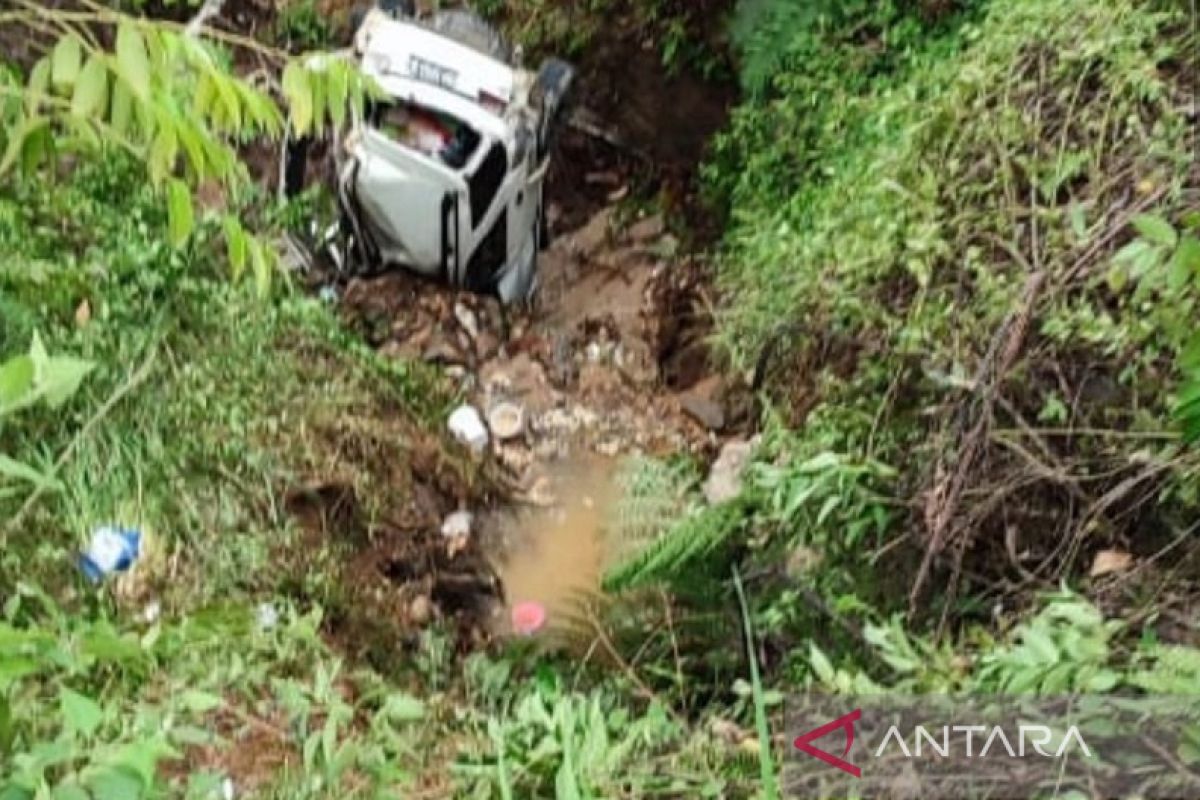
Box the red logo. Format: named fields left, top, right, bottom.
left=793, top=708, right=862, bottom=777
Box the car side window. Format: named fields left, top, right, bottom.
left=469, top=141, right=507, bottom=228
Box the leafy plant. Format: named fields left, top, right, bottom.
left=0, top=333, right=93, bottom=495
left=1, top=4, right=378, bottom=294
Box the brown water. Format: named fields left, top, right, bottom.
left=494, top=459, right=618, bottom=637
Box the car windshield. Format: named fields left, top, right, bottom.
left=370, top=99, right=481, bottom=170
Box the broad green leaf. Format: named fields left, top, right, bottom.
left=555, top=760, right=582, bottom=800
left=176, top=119, right=206, bottom=179
left=0, top=354, right=34, bottom=411
left=1132, top=213, right=1177, bottom=249
left=1068, top=203, right=1087, bottom=240
left=60, top=688, right=103, bottom=737
left=84, top=766, right=144, bottom=800
left=309, top=68, right=326, bottom=135
left=249, top=236, right=273, bottom=297
left=51, top=785, right=90, bottom=800
left=179, top=690, right=223, bottom=714
left=147, top=123, right=177, bottom=183
left=1180, top=333, right=1200, bottom=370
left=1170, top=236, right=1200, bottom=289
left=328, top=62, right=348, bottom=128
left=166, top=179, right=194, bottom=248
left=193, top=74, right=216, bottom=117
left=222, top=215, right=247, bottom=279
left=212, top=73, right=242, bottom=131
left=37, top=355, right=94, bottom=408
left=282, top=62, right=313, bottom=135
left=51, top=35, right=82, bottom=88
left=1022, top=627, right=1060, bottom=663
left=380, top=692, right=425, bottom=722
left=0, top=116, right=49, bottom=177
left=808, top=642, right=835, bottom=683
left=115, top=23, right=151, bottom=100
left=109, top=79, right=133, bottom=135
left=26, top=57, right=50, bottom=113
left=0, top=455, right=60, bottom=491
left=0, top=656, right=39, bottom=691
left=71, top=54, right=108, bottom=119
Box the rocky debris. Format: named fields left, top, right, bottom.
left=627, top=213, right=665, bottom=244
left=703, top=437, right=756, bottom=505
left=679, top=375, right=726, bottom=431
left=1090, top=549, right=1133, bottom=577
left=454, top=302, right=480, bottom=341
left=408, top=594, right=433, bottom=625
left=447, top=405, right=489, bottom=454
left=441, top=510, right=473, bottom=539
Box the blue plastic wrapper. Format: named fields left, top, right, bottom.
left=78, top=526, right=141, bottom=583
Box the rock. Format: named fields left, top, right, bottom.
left=679, top=375, right=726, bottom=431
left=627, top=213, right=665, bottom=244
left=408, top=594, right=433, bottom=625
left=680, top=394, right=725, bottom=431
left=488, top=402, right=525, bottom=440
left=526, top=475, right=557, bottom=507
left=703, top=438, right=756, bottom=505
left=1090, top=549, right=1133, bottom=577
left=422, top=333, right=465, bottom=365
left=454, top=302, right=480, bottom=340
left=441, top=510, right=473, bottom=539
left=447, top=405, right=489, bottom=454
left=475, top=330, right=501, bottom=360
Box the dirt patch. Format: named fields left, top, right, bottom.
left=331, top=195, right=747, bottom=644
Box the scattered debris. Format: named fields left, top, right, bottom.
left=710, top=718, right=750, bottom=745
left=79, top=526, right=141, bottom=582
left=487, top=402, right=525, bottom=441
left=679, top=376, right=728, bottom=431
left=447, top=405, right=489, bottom=454
left=525, top=474, right=558, bottom=507
left=511, top=600, right=547, bottom=635
left=1090, top=549, right=1134, bottom=578
left=140, top=600, right=161, bottom=624
left=256, top=602, right=279, bottom=631
left=441, top=510, right=473, bottom=539
left=408, top=594, right=433, bottom=625
left=454, top=302, right=480, bottom=341
left=703, top=438, right=756, bottom=505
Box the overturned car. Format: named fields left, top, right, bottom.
left=287, top=5, right=574, bottom=303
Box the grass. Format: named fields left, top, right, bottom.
left=0, top=151, right=473, bottom=797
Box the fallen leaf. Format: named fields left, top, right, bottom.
left=74, top=299, right=91, bottom=327
left=1090, top=549, right=1133, bottom=577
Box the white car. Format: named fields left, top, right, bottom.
left=290, top=5, right=573, bottom=303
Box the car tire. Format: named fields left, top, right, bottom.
left=427, top=9, right=512, bottom=63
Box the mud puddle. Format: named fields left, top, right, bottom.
left=486, top=457, right=618, bottom=637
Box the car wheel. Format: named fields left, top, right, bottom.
left=427, top=9, right=512, bottom=63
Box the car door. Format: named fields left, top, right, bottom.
left=353, top=127, right=468, bottom=277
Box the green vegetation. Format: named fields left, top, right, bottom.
left=3, top=0, right=1200, bottom=796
